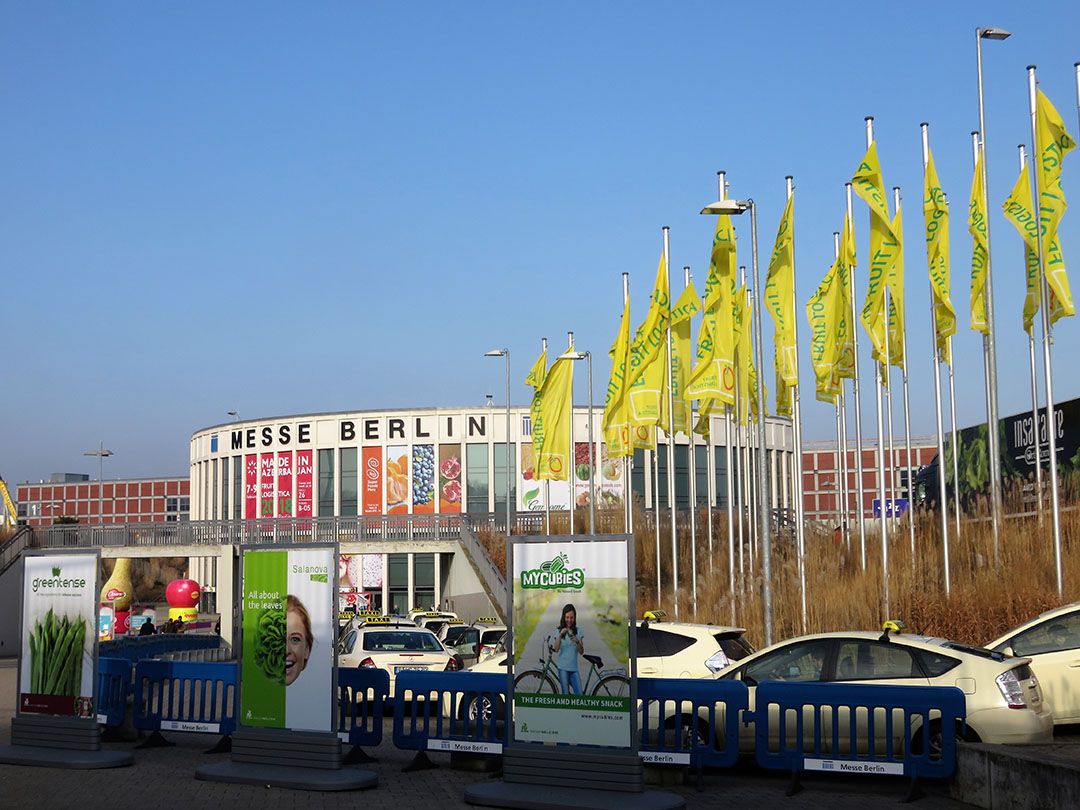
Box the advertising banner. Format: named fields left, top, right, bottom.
left=520, top=443, right=572, bottom=511
left=512, top=537, right=631, bottom=748
left=259, top=453, right=275, bottom=518
left=276, top=451, right=294, bottom=517
left=19, top=553, right=97, bottom=718
left=241, top=546, right=335, bottom=732
left=339, top=553, right=383, bottom=590
left=362, top=447, right=382, bottom=515
left=412, top=444, right=435, bottom=514
left=245, top=454, right=258, bottom=519
left=438, top=443, right=462, bottom=513
left=386, top=445, right=409, bottom=515
left=597, top=443, right=625, bottom=506
left=296, top=450, right=313, bottom=517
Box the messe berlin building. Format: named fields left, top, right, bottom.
left=189, top=406, right=797, bottom=523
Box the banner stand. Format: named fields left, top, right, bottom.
left=464, top=534, right=683, bottom=810
left=194, top=542, right=376, bottom=792
left=0, top=550, right=133, bottom=770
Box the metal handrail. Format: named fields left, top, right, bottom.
left=0, top=525, right=34, bottom=575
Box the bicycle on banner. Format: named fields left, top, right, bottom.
left=513, top=632, right=629, bottom=697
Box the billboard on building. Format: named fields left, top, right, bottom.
left=413, top=445, right=435, bottom=514
left=240, top=546, right=335, bottom=732
left=19, top=553, right=97, bottom=719
left=276, top=451, right=293, bottom=517
left=386, top=445, right=409, bottom=515
left=438, top=444, right=462, bottom=513
left=362, top=447, right=382, bottom=515
left=296, top=450, right=313, bottom=517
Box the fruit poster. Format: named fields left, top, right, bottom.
left=339, top=554, right=383, bottom=590
left=241, top=547, right=334, bottom=732
left=438, top=444, right=462, bottom=513
left=20, top=553, right=97, bottom=718
left=572, top=442, right=595, bottom=510
left=597, top=443, right=625, bottom=506
left=386, top=445, right=410, bottom=514
left=412, top=445, right=435, bottom=513
left=296, top=450, right=313, bottom=517
left=511, top=537, right=631, bottom=748
left=362, top=447, right=382, bottom=515
left=520, top=442, right=572, bottom=511
left=276, top=451, right=293, bottom=517
left=245, top=454, right=258, bottom=519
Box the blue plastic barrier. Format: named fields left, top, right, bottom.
left=100, top=634, right=221, bottom=665
left=337, top=668, right=390, bottom=749
left=133, top=660, right=239, bottom=737
left=638, top=677, right=748, bottom=770
left=96, top=656, right=132, bottom=727
left=749, top=681, right=966, bottom=784
left=393, top=671, right=507, bottom=757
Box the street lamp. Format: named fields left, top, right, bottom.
left=227, top=411, right=240, bottom=422
left=560, top=350, right=594, bottom=534
left=699, top=196, right=774, bottom=645
left=84, top=442, right=114, bottom=526
left=975, top=25, right=1010, bottom=561
left=484, top=349, right=512, bottom=536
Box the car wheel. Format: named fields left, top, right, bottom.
left=912, top=720, right=978, bottom=760
left=664, top=714, right=712, bottom=751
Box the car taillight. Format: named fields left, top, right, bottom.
left=445, top=658, right=460, bottom=671
left=705, top=651, right=731, bottom=674
left=358, top=657, right=377, bottom=669
left=996, top=669, right=1027, bottom=709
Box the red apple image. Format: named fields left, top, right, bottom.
left=166, top=578, right=201, bottom=610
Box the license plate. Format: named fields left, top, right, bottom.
left=395, top=665, right=428, bottom=673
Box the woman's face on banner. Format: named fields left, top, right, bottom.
left=564, top=608, right=576, bottom=628
left=285, top=608, right=311, bottom=685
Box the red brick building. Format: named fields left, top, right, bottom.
left=802, top=439, right=939, bottom=523
left=16, top=474, right=190, bottom=527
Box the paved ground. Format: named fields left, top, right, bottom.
left=0, top=657, right=975, bottom=809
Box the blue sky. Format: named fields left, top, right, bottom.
left=3, top=2, right=1079, bottom=484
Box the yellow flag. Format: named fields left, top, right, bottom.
left=765, top=196, right=798, bottom=396
left=1002, top=162, right=1073, bottom=328
left=670, top=281, right=702, bottom=435
left=624, top=254, right=671, bottom=427
left=852, top=143, right=901, bottom=361
left=527, top=348, right=548, bottom=468
left=834, top=213, right=856, bottom=380
left=885, top=207, right=905, bottom=368
left=686, top=213, right=737, bottom=407
left=806, top=250, right=844, bottom=404
left=969, top=151, right=989, bottom=334
left=1033, top=90, right=1076, bottom=321
left=602, top=300, right=632, bottom=457
left=533, top=352, right=573, bottom=481
left=923, top=149, right=955, bottom=365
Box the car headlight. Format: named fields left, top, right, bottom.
left=996, top=669, right=1027, bottom=709
left=705, top=651, right=730, bottom=674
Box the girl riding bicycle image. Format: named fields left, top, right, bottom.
left=552, top=603, right=585, bottom=694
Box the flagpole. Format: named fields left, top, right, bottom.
left=1018, top=144, right=1044, bottom=519
left=684, top=265, right=698, bottom=617
left=866, top=116, right=890, bottom=617
left=737, top=266, right=748, bottom=590
left=921, top=122, right=952, bottom=596
left=972, top=128, right=996, bottom=532
left=653, top=440, right=662, bottom=603
left=568, top=330, right=576, bottom=536
left=976, top=28, right=1006, bottom=566
left=845, top=183, right=868, bottom=569
left=786, top=175, right=808, bottom=633
left=892, top=184, right=916, bottom=560
left=948, top=343, right=962, bottom=537
left=833, top=230, right=850, bottom=543
left=662, top=227, right=680, bottom=619
left=1027, top=65, right=1064, bottom=598
left=622, top=273, right=633, bottom=534
left=542, top=337, right=551, bottom=534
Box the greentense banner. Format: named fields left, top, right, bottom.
left=241, top=546, right=335, bottom=731
left=20, top=553, right=97, bottom=718
left=512, top=537, right=630, bottom=748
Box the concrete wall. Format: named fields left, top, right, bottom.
left=0, top=558, right=22, bottom=657
left=952, top=741, right=1080, bottom=809
left=439, top=549, right=500, bottom=622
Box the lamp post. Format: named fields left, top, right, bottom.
left=561, top=350, right=595, bottom=534
left=227, top=411, right=240, bottom=422
left=975, top=25, right=1011, bottom=563
left=485, top=349, right=512, bottom=536
left=84, top=442, right=114, bottom=526
left=700, top=196, right=773, bottom=645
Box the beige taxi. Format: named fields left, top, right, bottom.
left=338, top=616, right=459, bottom=697
left=988, top=602, right=1080, bottom=725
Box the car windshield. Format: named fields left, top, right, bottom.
left=363, top=631, right=444, bottom=653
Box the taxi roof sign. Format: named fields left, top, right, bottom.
left=362, top=617, right=393, bottom=625
left=475, top=617, right=500, bottom=624
left=643, top=609, right=667, bottom=622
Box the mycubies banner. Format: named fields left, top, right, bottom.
left=512, top=538, right=630, bottom=748
left=241, top=547, right=334, bottom=732
left=20, top=554, right=97, bottom=718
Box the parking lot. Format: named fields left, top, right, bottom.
left=0, top=658, right=973, bottom=809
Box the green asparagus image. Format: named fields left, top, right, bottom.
left=28, top=608, right=86, bottom=696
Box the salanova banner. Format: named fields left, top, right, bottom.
left=241, top=547, right=335, bottom=732
left=512, top=537, right=630, bottom=748
left=20, top=553, right=97, bottom=718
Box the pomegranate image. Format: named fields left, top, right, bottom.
left=442, top=480, right=462, bottom=503
left=440, top=457, right=461, bottom=480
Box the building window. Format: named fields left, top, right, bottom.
left=221, top=457, right=229, bottom=521
left=714, top=445, right=729, bottom=509
left=695, top=445, right=708, bottom=506
left=318, top=449, right=334, bottom=516
left=233, top=456, right=242, bottom=519
left=656, top=445, right=669, bottom=509
left=631, top=449, right=646, bottom=507
left=340, top=448, right=358, bottom=517
left=388, top=553, right=409, bottom=615
left=466, top=443, right=489, bottom=515
left=493, top=443, right=517, bottom=515
left=413, top=553, right=435, bottom=611
left=212, top=460, right=219, bottom=519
